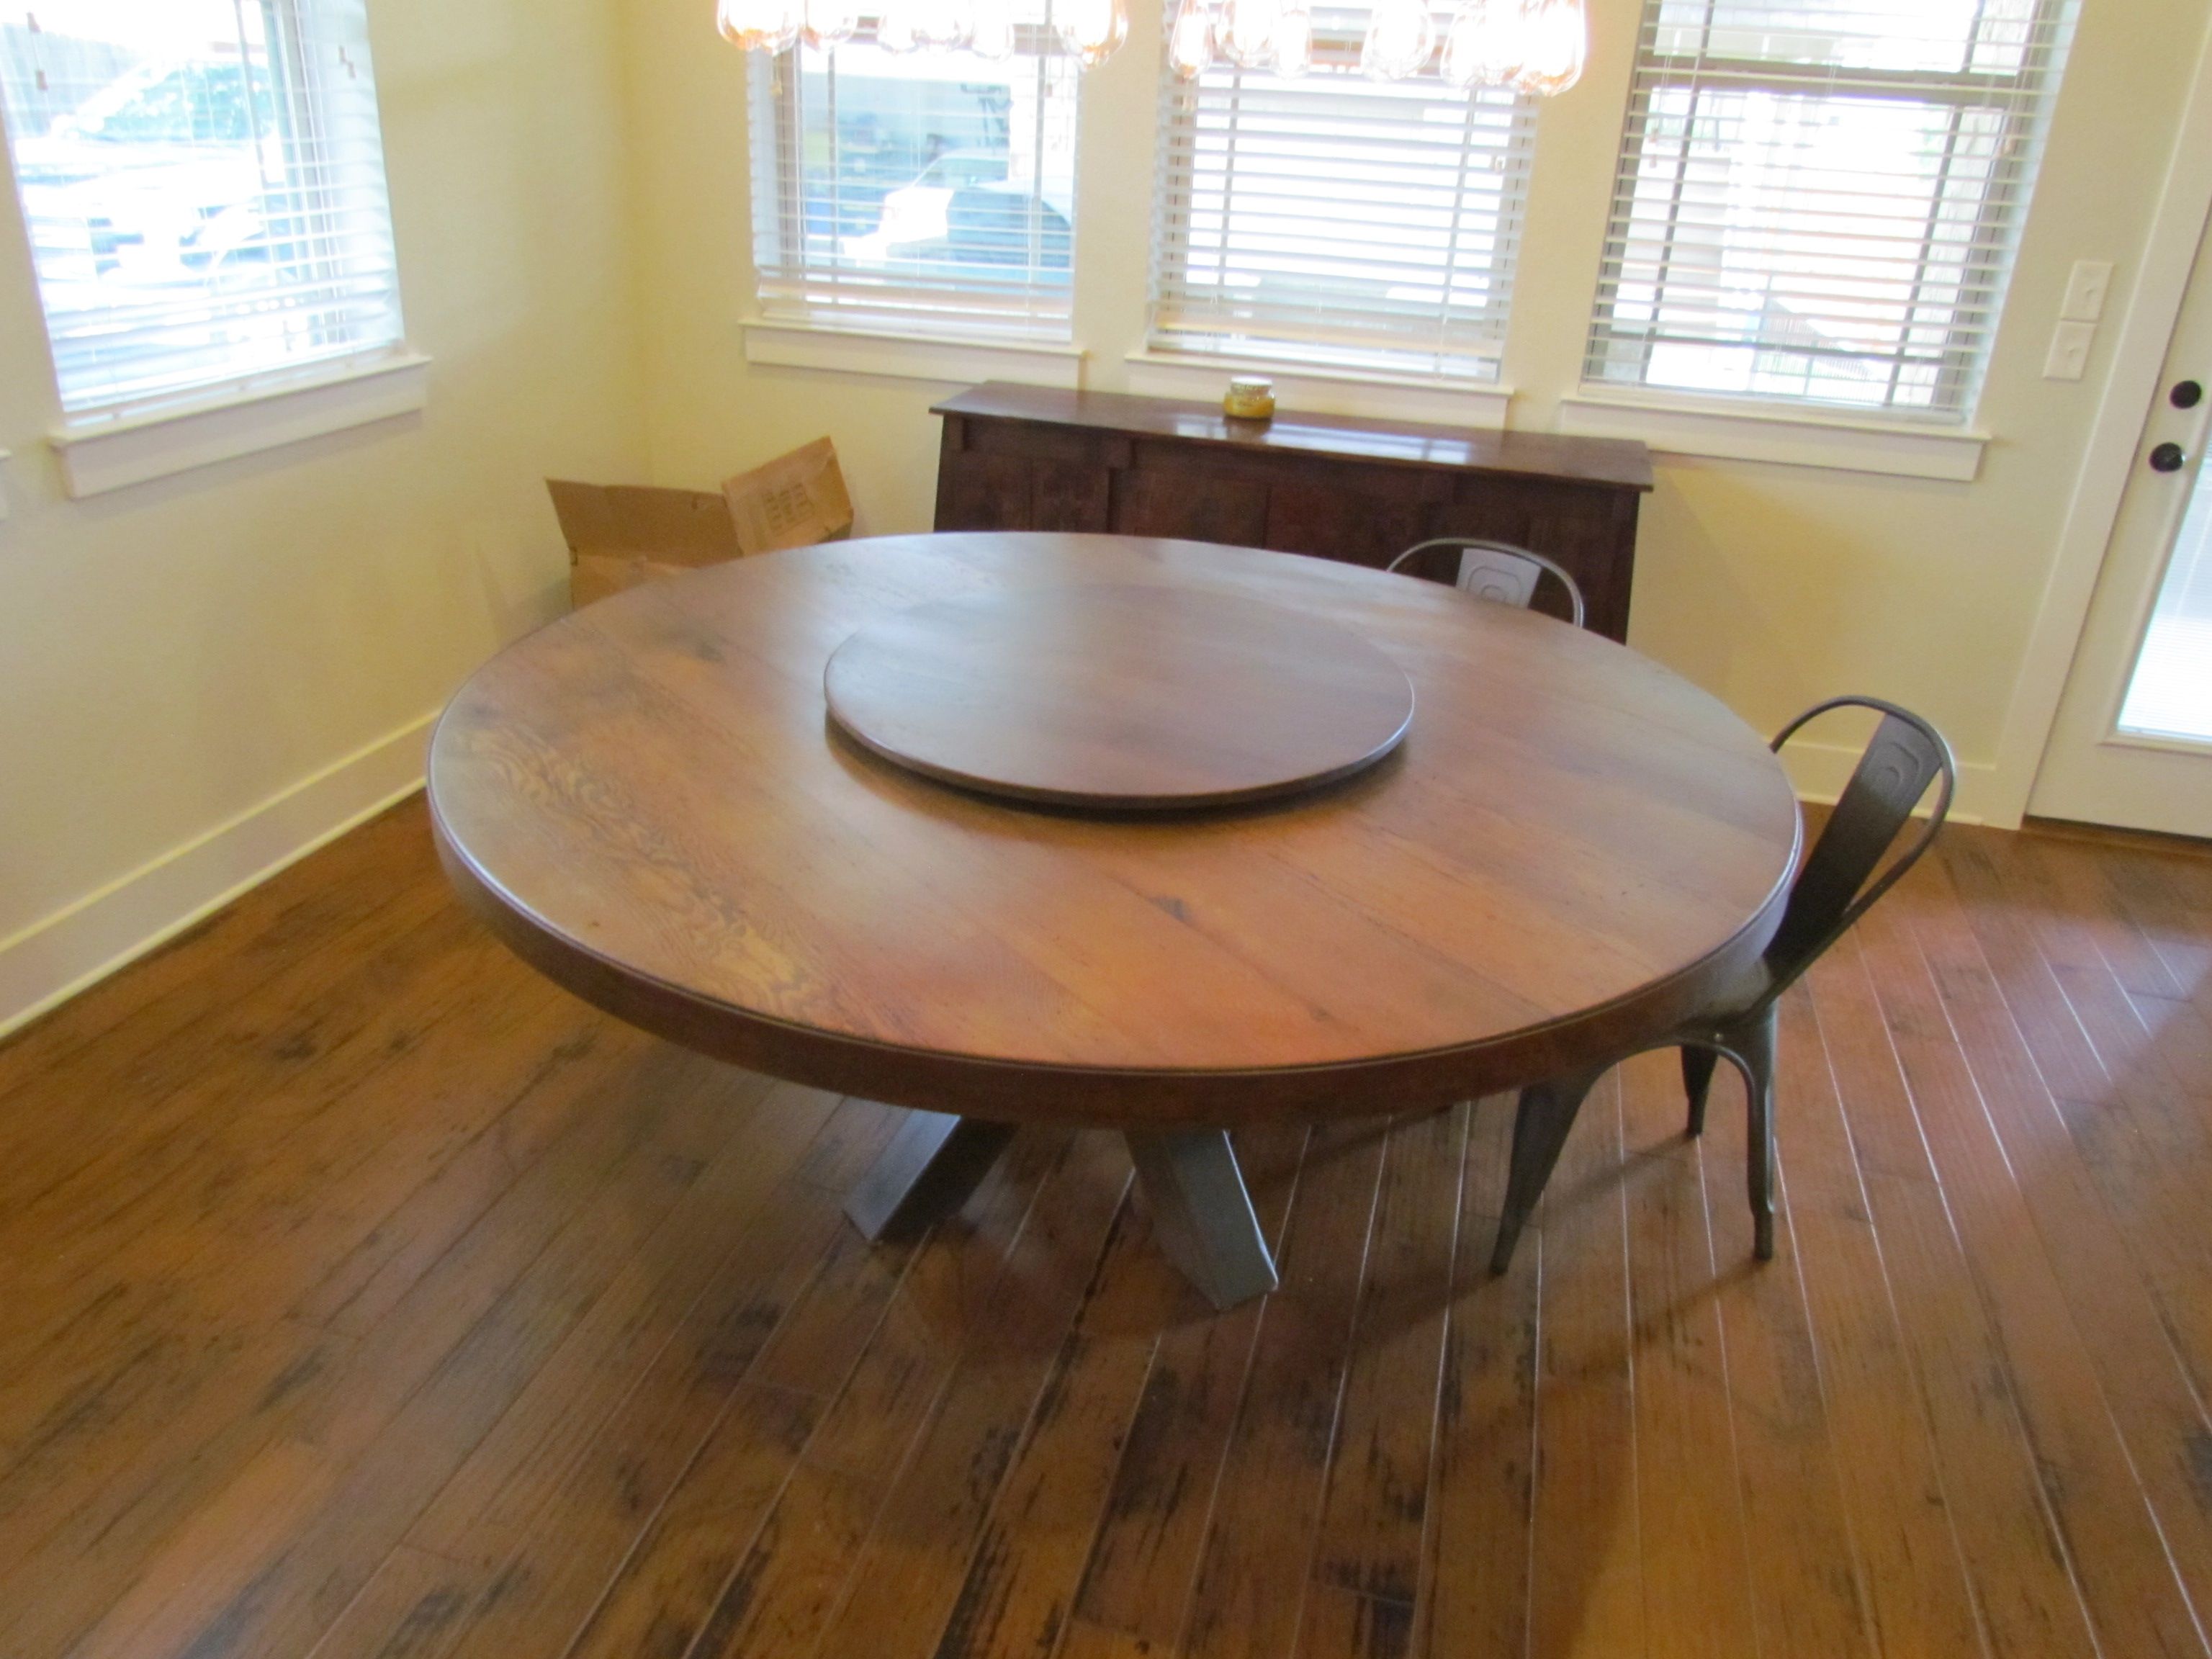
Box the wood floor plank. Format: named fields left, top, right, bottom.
left=1693, top=1039, right=1878, bottom=1659
left=334, top=1101, right=863, bottom=1659
left=1809, top=936, right=2105, bottom=1659
left=1616, top=1049, right=1761, bottom=1659
left=1298, top=1107, right=1464, bottom=1652
left=1178, top=1118, right=1389, bottom=1659
left=1856, top=890, right=2209, bottom=1659
left=1899, top=860, right=2212, bottom=1641
left=814, top=1132, right=1133, bottom=1659
left=0, top=802, right=434, bottom=1131
left=0, top=787, right=2207, bottom=1659
left=1051, top=1125, right=1308, bottom=1659
left=1413, top=1098, right=1537, bottom=1659
left=1763, top=980, right=1983, bottom=1659
left=565, top=1140, right=930, bottom=1659
left=63, top=1051, right=765, bottom=1659
left=921, top=1161, right=1192, bottom=1659
left=400, top=1080, right=834, bottom=1567
left=1527, top=1071, right=1644, bottom=1659
left=685, top=1129, right=1072, bottom=1659
left=302, top=1545, right=488, bottom=1659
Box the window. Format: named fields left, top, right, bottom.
left=1148, top=18, right=1534, bottom=382
left=1586, top=0, right=2077, bottom=421
left=748, top=15, right=1080, bottom=340
left=0, top=0, right=405, bottom=421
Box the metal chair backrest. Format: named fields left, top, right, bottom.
left=1758, top=697, right=1956, bottom=1007
left=1386, top=538, right=1588, bottom=629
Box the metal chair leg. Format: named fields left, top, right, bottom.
left=1681, top=1047, right=1720, bottom=1136
left=1720, top=1004, right=1781, bottom=1262
left=1491, top=1066, right=1609, bottom=1275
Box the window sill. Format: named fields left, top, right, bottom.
left=48, top=353, right=431, bottom=499
left=1555, top=392, right=1989, bottom=482
left=742, top=322, right=1084, bottom=389
left=1124, top=351, right=1513, bottom=431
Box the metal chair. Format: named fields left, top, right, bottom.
left=1488, top=697, right=1957, bottom=1274
left=1387, top=537, right=1588, bottom=629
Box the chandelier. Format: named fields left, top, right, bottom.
left=716, top=0, right=1587, bottom=92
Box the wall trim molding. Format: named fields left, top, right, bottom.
left=48, top=353, right=431, bottom=498
left=742, top=322, right=1085, bottom=388
left=1988, top=10, right=2212, bottom=828
left=1556, top=392, right=1989, bottom=482
left=0, top=711, right=436, bottom=1042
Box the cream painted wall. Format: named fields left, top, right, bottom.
left=0, top=0, right=647, bottom=1017
left=621, top=0, right=2212, bottom=824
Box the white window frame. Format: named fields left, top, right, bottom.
left=746, top=23, right=1084, bottom=347
left=1583, top=0, right=2080, bottom=431
left=0, top=0, right=417, bottom=493
left=1146, top=24, right=1537, bottom=387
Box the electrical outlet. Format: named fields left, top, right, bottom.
left=2061, top=260, right=2116, bottom=323
left=2045, top=320, right=2096, bottom=381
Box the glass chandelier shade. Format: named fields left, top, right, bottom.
left=1057, top=0, right=1130, bottom=65
left=1359, top=0, right=1436, bottom=80
left=716, top=0, right=1585, bottom=95
left=718, top=0, right=800, bottom=53
left=1442, top=0, right=1585, bottom=93
left=800, top=0, right=860, bottom=49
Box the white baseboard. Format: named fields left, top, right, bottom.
left=0, top=712, right=437, bottom=1042
left=1781, top=737, right=1995, bottom=826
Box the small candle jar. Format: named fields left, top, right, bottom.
left=1224, top=376, right=1277, bottom=422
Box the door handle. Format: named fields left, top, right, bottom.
left=2150, top=442, right=2189, bottom=473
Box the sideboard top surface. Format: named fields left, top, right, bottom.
left=932, top=382, right=1655, bottom=493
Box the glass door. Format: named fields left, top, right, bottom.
left=2031, top=211, right=2212, bottom=838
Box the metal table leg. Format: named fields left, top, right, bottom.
left=1125, top=1129, right=1280, bottom=1310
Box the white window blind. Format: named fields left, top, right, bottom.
left=749, top=19, right=1080, bottom=340
left=1586, top=0, right=2078, bottom=420
left=1149, top=22, right=1534, bottom=383
left=0, top=0, right=405, bottom=421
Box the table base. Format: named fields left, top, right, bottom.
left=842, top=1110, right=1280, bottom=1311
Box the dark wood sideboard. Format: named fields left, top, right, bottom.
left=930, top=382, right=1655, bottom=642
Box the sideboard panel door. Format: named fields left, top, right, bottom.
left=1112, top=467, right=1272, bottom=549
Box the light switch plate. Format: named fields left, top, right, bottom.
left=2045, top=320, right=2097, bottom=382
left=2061, top=260, right=2116, bottom=323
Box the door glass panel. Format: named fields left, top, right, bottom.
left=2118, top=457, right=2212, bottom=745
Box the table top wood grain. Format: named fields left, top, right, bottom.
left=428, top=532, right=1801, bottom=1125
left=822, top=583, right=1417, bottom=811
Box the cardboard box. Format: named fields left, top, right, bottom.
left=548, top=438, right=853, bottom=610
left=547, top=480, right=745, bottom=609
left=723, top=437, right=854, bottom=556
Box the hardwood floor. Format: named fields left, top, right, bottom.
left=2, top=796, right=2211, bottom=1658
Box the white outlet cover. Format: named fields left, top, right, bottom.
left=2061, top=260, right=2116, bottom=323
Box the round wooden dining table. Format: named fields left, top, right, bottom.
left=429, top=531, right=1802, bottom=1308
